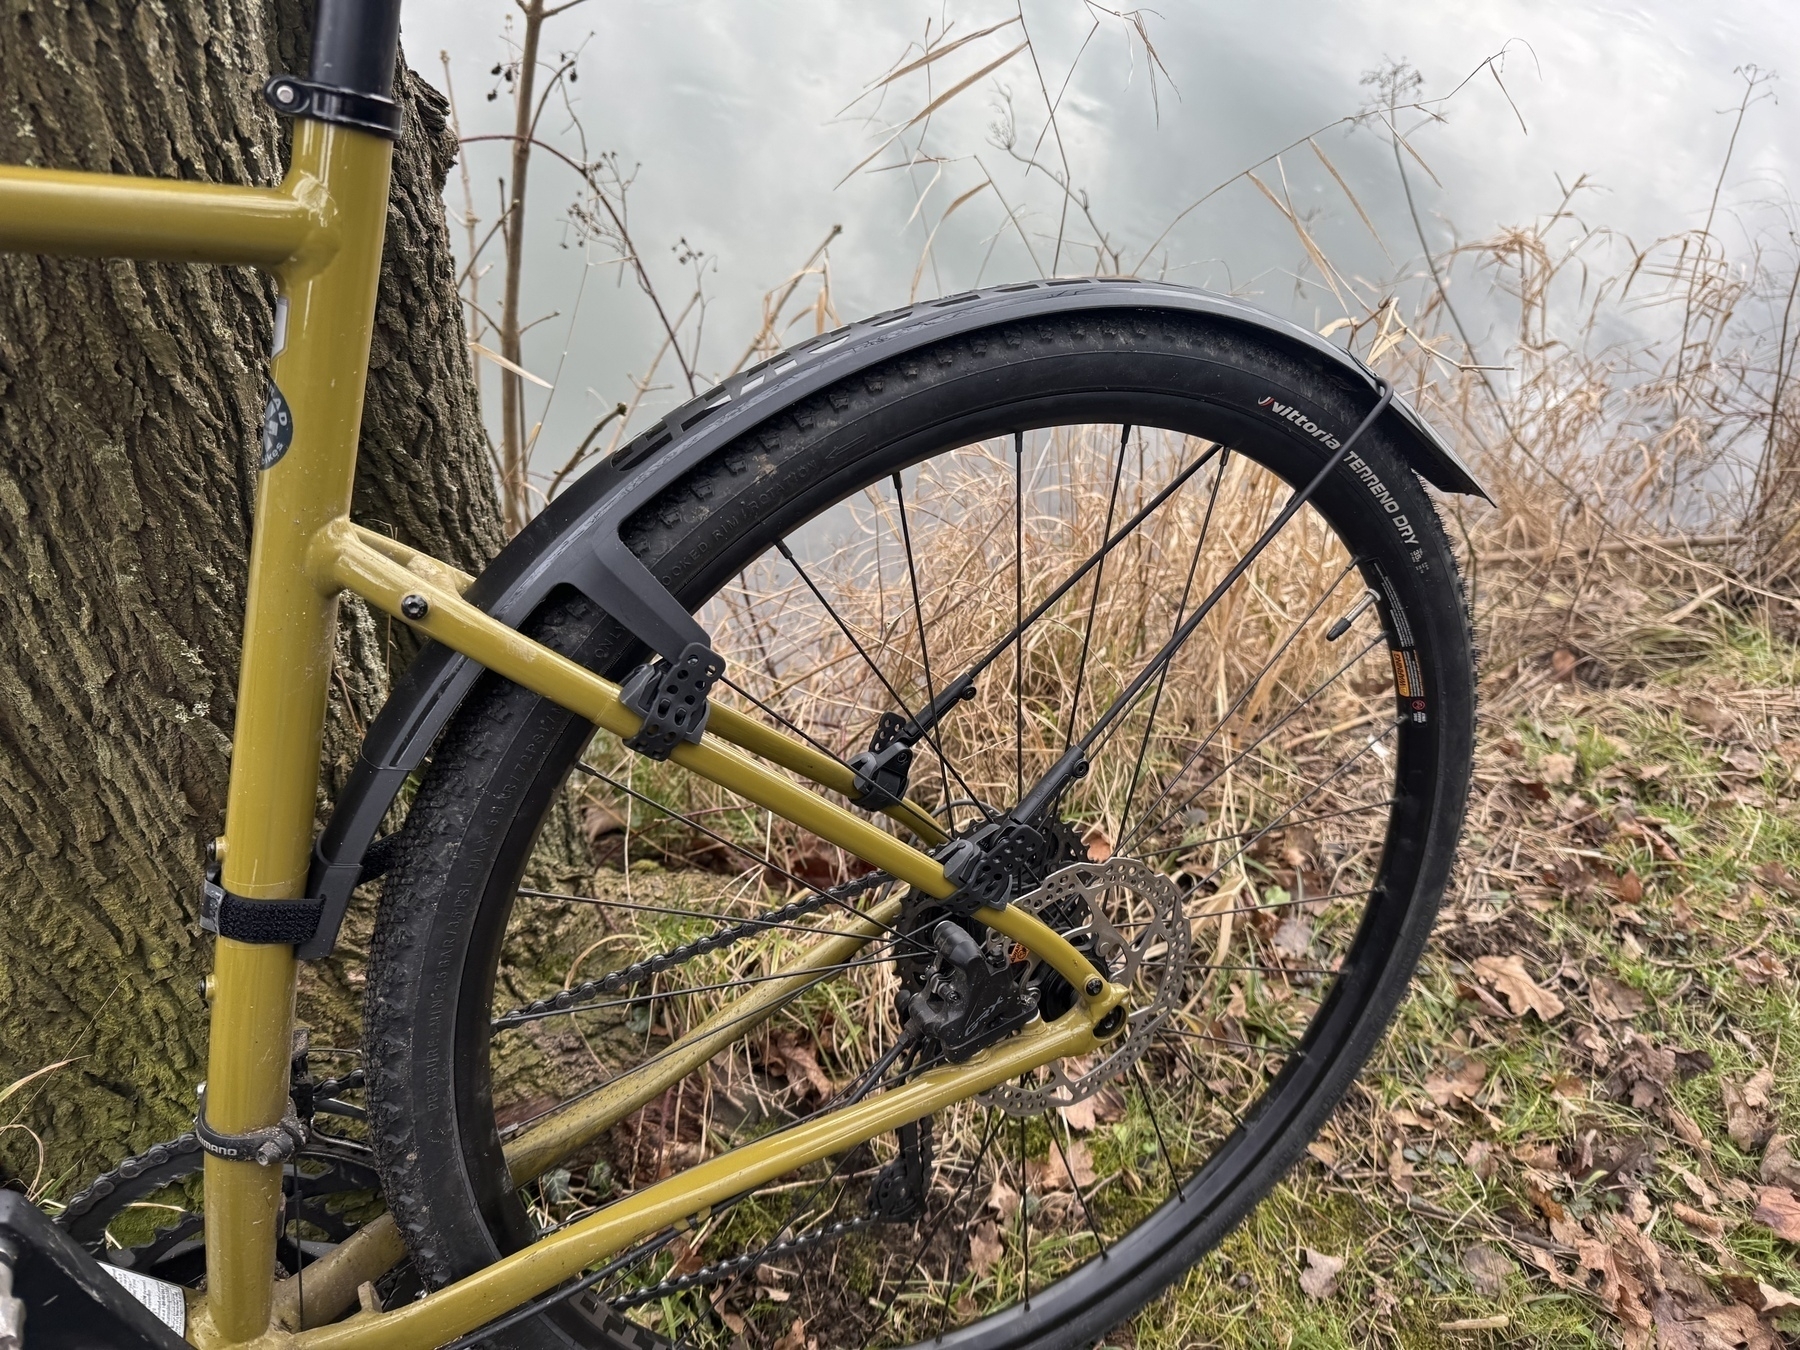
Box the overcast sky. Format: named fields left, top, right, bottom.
left=401, top=0, right=1800, bottom=477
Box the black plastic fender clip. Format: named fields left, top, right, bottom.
left=263, top=74, right=402, bottom=139
left=619, top=641, right=726, bottom=760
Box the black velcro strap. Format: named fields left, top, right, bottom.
left=199, top=879, right=325, bottom=946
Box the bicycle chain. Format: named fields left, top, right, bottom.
left=610, top=1216, right=885, bottom=1309
left=57, top=1132, right=204, bottom=1229
left=57, top=1070, right=370, bottom=1231
left=491, top=872, right=898, bottom=1032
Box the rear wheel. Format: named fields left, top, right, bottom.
left=364, top=310, right=1474, bottom=1349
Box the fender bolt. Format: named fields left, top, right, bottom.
left=401, top=593, right=430, bottom=620
left=1084, top=975, right=1104, bottom=996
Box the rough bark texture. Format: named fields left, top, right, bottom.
left=0, top=0, right=502, bottom=1190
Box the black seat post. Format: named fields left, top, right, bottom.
left=310, top=0, right=404, bottom=99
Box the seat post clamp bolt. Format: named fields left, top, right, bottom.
left=400, top=594, right=430, bottom=620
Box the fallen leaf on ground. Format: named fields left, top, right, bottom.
left=1514, top=1141, right=1561, bottom=1172
left=1299, top=1248, right=1345, bottom=1299
left=1654, top=1293, right=1781, bottom=1350
left=1540, top=752, right=1577, bottom=785
left=1604, top=1033, right=1678, bottom=1112
left=1082, top=823, right=1113, bottom=861
left=1669, top=1108, right=1712, bottom=1153
left=1272, top=914, right=1313, bottom=962
left=1590, top=974, right=1648, bottom=1021
left=763, top=1031, right=833, bottom=1102
left=1472, top=954, right=1565, bottom=1020
left=1752, top=1187, right=1800, bottom=1242
left=1762, top=1136, right=1800, bottom=1192
left=1611, top=869, right=1645, bottom=904
left=1752, top=860, right=1794, bottom=897
left=1464, top=1140, right=1499, bottom=1181
left=986, top=1177, right=1020, bottom=1223
left=1306, top=1139, right=1339, bottom=1168
left=1460, top=1242, right=1515, bottom=1296
left=1578, top=1237, right=1653, bottom=1345
left=969, top=1220, right=1004, bottom=1277
left=1425, top=1056, right=1488, bottom=1108
left=1027, top=1141, right=1095, bottom=1192
left=1551, top=648, right=1580, bottom=682
left=1752, top=1283, right=1800, bottom=1314
left=1734, top=951, right=1787, bottom=986
left=1682, top=696, right=1735, bottom=737
left=1673, top=1202, right=1725, bottom=1237
left=1724, top=1073, right=1776, bottom=1151
left=771, top=1317, right=811, bottom=1350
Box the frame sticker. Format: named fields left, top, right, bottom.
left=260, top=381, right=293, bottom=469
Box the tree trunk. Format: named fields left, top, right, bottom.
left=0, top=0, right=502, bottom=1189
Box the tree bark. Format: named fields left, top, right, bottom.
left=0, top=0, right=501, bottom=1188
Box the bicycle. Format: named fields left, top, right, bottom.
left=0, top=3, right=1487, bottom=1347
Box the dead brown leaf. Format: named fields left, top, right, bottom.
left=1027, top=1140, right=1095, bottom=1192
left=1724, top=1072, right=1775, bottom=1151
left=1655, top=1294, right=1782, bottom=1350
left=986, top=1176, right=1020, bottom=1224
left=763, top=1030, right=833, bottom=1103
left=1425, top=1056, right=1488, bottom=1109
left=1752, top=1186, right=1800, bottom=1242
left=771, top=1317, right=811, bottom=1350
left=969, top=1220, right=1004, bottom=1277
left=1464, top=1139, right=1499, bottom=1181
left=1590, top=974, right=1648, bottom=1021
left=1683, top=696, right=1735, bottom=738
left=1551, top=648, right=1580, bottom=682
left=1082, top=823, right=1113, bottom=862
left=1611, top=869, right=1646, bottom=904
left=1460, top=1242, right=1515, bottom=1296
left=1299, top=1248, right=1345, bottom=1299
left=1541, top=752, right=1577, bottom=785
left=1673, top=1202, right=1726, bottom=1237
left=1472, top=954, right=1566, bottom=1020
left=1753, top=860, right=1795, bottom=898
left=1733, top=951, right=1786, bottom=986
left=1578, top=1236, right=1653, bottom=1346
left=1761, top=1135, right=1800, bottom=1192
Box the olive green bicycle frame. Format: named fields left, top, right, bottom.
left=0, top=121, right=1120, bottom=1349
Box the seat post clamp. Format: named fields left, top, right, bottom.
left=263, top=75, right=402, bottom=139
left=194, top=1085, right=307, bottom=1167
left=619, top=642, right=726, bottom=760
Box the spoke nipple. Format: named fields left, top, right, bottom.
left=401, top=593, right=431, bottom=620
left=1084, top=975, right=1104, bottom=997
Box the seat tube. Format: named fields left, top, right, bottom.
left=202, top=3, right=400, bottom=1335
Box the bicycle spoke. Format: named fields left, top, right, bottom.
left=1132, top=1062, right=1182, bottom=1193
left=1124, top=624, right=1378, bottom=853
left=891, top=471, right=952, bottom=807
left=1118, top=446, right=1230, bottom=831
left=571, top=759, right=928, bottom=956
left=1137, top=799, right=1396, bottom=860
left=1062, top=424, right=1131, bottom=753
left=1047, top=1113, right=1107, bottom=1257
left=1014, top=430, right=1025, bottom=806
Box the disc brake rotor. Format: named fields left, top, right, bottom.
left=980, top=856, right=1188, bottom=1117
